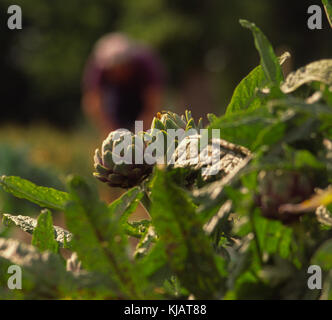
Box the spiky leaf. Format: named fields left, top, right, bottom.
left=150, top=167, right=226, bottom=299
left=0, top=176, right=70, bottom=211
left=32, top=210, right=59, bottom=254
left=240, top=19, right=284, bottom=86
left=2, top=213, right=72, bottom=248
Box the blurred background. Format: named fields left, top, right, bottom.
left=0, top=0, right=331, bottom=225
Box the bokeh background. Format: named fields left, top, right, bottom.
left=0, top=0, right=331, bottom=224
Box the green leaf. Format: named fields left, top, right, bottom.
left=311, top=238, right=332, bottom=271
left=207, top=113, right=218, bottom=124
left=64, top=175, right=147, bottom=299
left=293, top=149, right=326, bottom=170
left=281, top=60, right=332, bottom=94
left=0, top=238, right=71, bottom=299
left=240, top=19, right=283, bottom=86
left=268, top=98, right=332, bottom=130
left=192, top=157, right=251, bottom=217
left=251, top=121, right=287, bottom=151
left=108, top=186, right=143, bottom=223
left=208, top=106, right=276, bottom=149
left=126, top=220, right=151, bottom=238
left=0, top=237, right=121, bottom=299
left=226, top=65, right=266, bottom=115
left=2, top=213, right=72, bottom=248
left=134, top=225, right=157, bottom=259
left=32, top=210, right=59, bottom=254
left=136, top=240, right=171, bottom=286
left=323, top=0, right=332, bottom=27
left=226, top=52, right=290, bottom=115
left=252, top=210, right=294, bottom=260
left=150, top=167, right=226, bottom=299
left=172, top=136, right=251, bottom=185
left=0, top=176, right=70, bottom=211
left=108, top=187, right=145, bottom=238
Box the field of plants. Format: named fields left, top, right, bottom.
left=0, top=13, right=332, bottom=300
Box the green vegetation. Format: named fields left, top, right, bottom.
left=0, top=19, right=331, bottom=300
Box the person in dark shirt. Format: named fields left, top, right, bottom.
left=82, top=33, right=164, bottom=135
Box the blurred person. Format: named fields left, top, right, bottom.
left=82, top=33, right=164, bottom=136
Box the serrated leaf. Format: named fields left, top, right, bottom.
left=281, top=60, right=332, bottom=94
left=0, top=176, right=70, bottom=211
left=150, top=167, right=226, bottom=299
left=108, top=187, right=145, bottom=238
left=136, top=240, right=171, bottom=286
left=226, top=52, right=290, bottom=115
left=173, top=137, right=250, bottom=172
left=208, top=107, right=276, bottom=149
left=108, top=186, right=143, bottom=223
left=0, top=238, right=70, bottom=299
left=192, top=154, right=251, bottom=216
left=64, top=175, right=148, bottom=299
left=252, top=209, right=294, bottom=260
left=2, top=213, right=72, bottom=248
left=0, top=237, right=120, bottom=299
left=240, top=19, right=284, bottom=86
left=32, top=210, right=59, bottom=254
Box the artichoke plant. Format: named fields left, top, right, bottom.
left=148, top=110, right=204, bottom=163
left=256, top=170, right=316, bottom=224
left=93, top=130, right=153, bottom=188
left=94, top=111, right=207, bottom=189
left=171, top=135, right=251, bottom=185
left=151, top=110, right=203, bottom=132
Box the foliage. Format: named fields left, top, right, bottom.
left=0, top=19, right=332, bottom=300
left=0, top=143, right=64, bottom=216
left=323, top=0, right=332, bottom=27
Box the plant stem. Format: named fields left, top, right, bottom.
left=141, top=191, right=152, bottom=217
left=249, top=207, right=263, bottom=265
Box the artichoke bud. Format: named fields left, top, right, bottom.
left=102, top=150, right=115, bottom=169
left=165, top=118, right=179, bottom=130
left=185, top=118, right=195, bottom=131
left=172, top=112, right=187, bottom=128
left=151, top=110, right=203, bottom=132
left=151, top=117, right=166, bottom=131
left=197, top=118, right=204, bottom=130
left=256, top=170, right=315, bottom=224
left=185, top=110, right=192, bottom=123
left=93, top=129, right=153, bottom=189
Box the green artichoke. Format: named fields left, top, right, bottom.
left=94, top=111, right=205, bottom=189
left=151, top=110, right=203, bottom=132
left=148, top=110, right=204, bottom=162
left=256, top=170, right=315, bottom=224
left=93, top=130, right=153, bottom=188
